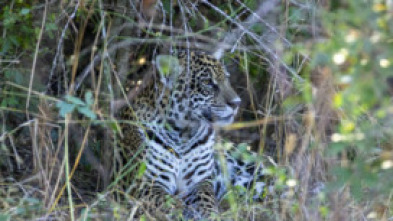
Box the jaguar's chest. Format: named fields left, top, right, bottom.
left=142, top=124, right=216, bottom=196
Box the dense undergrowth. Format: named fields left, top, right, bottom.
left=1, top=0, right=392, bottom=220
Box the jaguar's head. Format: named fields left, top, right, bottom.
left=157, top=51, right=240, bottom=127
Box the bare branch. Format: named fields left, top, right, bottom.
left=46, top=2, right=80, bottom=94
left=202, top=0, right=304, bottom=81
left=27, top=0, right=48, bottom=111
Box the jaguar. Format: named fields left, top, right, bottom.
left=116, top=51, right=267, bottom=220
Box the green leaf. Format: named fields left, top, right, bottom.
left=161, top=0, right=171, bottom=14
left=1, top=100, right=7, bottom=108
left=20, top=8, right=30, bottom=15
left=164, top=195, right=176, bottom=206
left=5, top=70, right=23, bottom=84
left=0, top=213, right=11, bottom=221
left=80, top=208, right=90, bottom=221
left=84, top=91, right=94, bottom=106
left=9, top=35, right=20, bottom=47
left=282, top=95, right=303, bottom=111
left=56, top=101, right=76, bottom=117
left=77, top=106, right=97, bottom=120
left=25, top=197, right=40, bottom=205
left=244, top=0, right=257, bottom=10
left=45, top=22, right=57, bottom=31
left=1, top=40, right=11, bottom=55
left=319, top=206, right=329, bottom=218
left=108, top=122, right=121, bottom=133
left=3, top=16, right=16, bottom=27
left=155, top=55, right=181, bottom=77
left=139, top=215, right=146, bottom=221
left=65, top=95, right=85, bottom=105
left=137, top=162, right=147, bottom=179
left=15, top=207, right=26, bottom=215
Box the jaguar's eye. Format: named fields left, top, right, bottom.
left=202, top=79, right=211, bottom=85
left=201, top=79, right=219, bottom=91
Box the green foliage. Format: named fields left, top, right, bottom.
left=45, top=13, right=59, bottom=39
left=56, top=91, right=97, bottom=120
left=136, top=162, right=147, bottom=179
left=0, top=70, right=28, bottom=110
left=0, top=196, right=42, bottom=218
left=230, top=143, right=258, bottom=163
left=0, top=3, right=37, bottom=111
left=0, top=3, right=35, bottom=56
left=0, top=214, right=10, bottom=221
left=79, top=208, right=90, bottom=221
left=161, top=0, right=172, bottom=15
left=155, top=55, right=181, bottom=77
left=305, top=0, right=393, bottom=201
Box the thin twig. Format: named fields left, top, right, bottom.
left=203, top=0, right=304, bottom=81
left=212, top=0, right=282, bottom=59
left=46, top=2, right=80, bottom=94
left=0, top=59, right=20, bottom=64
left=27, top=0, right=48, bottom=110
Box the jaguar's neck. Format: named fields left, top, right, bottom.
left=150, top=119, right=215, bottom=155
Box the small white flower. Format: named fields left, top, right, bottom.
left=331, top=133, right=342, bottom=142
left=367, top=211, right=377, bottom=219
left=381, top=160, right=393, bottom=170
left=333, top=49, right=349, bottom=65
left=379, top=59, right=390, bottom=68
left=286, top=179, right=297, bottom=187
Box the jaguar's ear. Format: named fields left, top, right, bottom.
left=155, top=55, right=183, bottom=89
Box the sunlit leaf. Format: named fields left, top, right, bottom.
left=20, top=8, right=30, bottom=15
left=341, top=121, right=355, bottom=133
left=65, top=95, right=85, bottom=106
left=333, top=93, right=343, bottom=108
left=77, top=106, right=97, bottom=120
left=137, top=162, right=147, bottom=179
left=84, top=91, right=94, bottom=106
left=56, top=101, right=76, bottom=117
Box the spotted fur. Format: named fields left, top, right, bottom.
left=117, top=51, right=266, bottom=220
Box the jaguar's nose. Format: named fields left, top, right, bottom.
left=228, top=97, right=241, bottom=108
